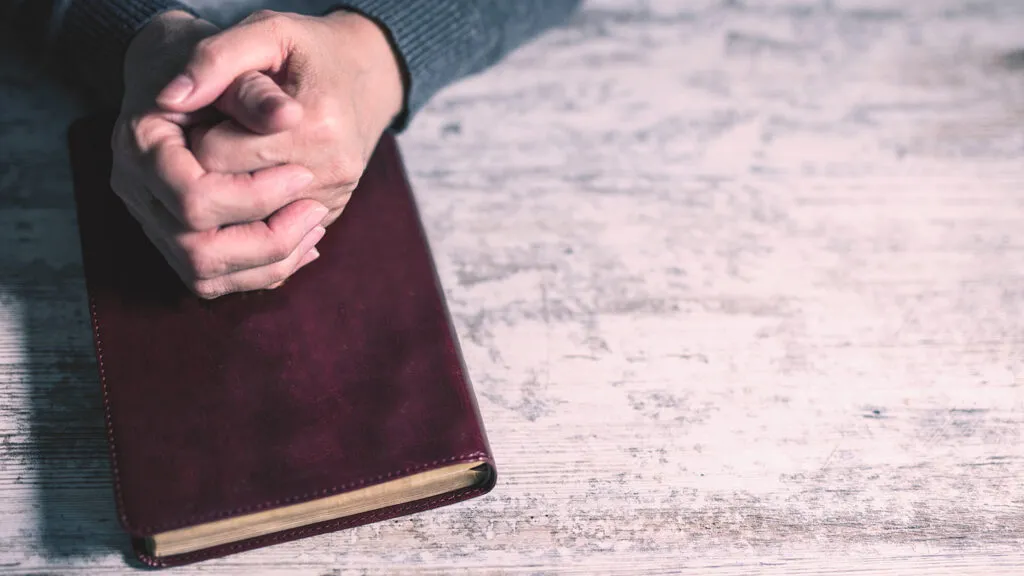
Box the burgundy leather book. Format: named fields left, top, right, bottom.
left=68, top=116, right=496, bottom=567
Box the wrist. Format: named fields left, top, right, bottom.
left=130, top=8, right=197, bottom=45
left=322, top=10, right=406, bottom=129
left=153, top=9, right=198, bottom=23
left=127, top=9, right=198, bottom=58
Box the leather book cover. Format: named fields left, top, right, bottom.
left=67, top=115, right=496, bottom=567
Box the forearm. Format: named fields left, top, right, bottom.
left=2, top=0, right=195, bottom=107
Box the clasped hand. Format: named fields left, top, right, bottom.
left=111, top=9, right=403, bottom=298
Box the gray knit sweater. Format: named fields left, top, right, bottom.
left=2, top=0, right=579, bottom=127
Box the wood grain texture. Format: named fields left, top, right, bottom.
left=1, top=0, right=1023, bottom=573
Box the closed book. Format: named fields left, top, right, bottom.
left=68, top=116, right=496, bottom=567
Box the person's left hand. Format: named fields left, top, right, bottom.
left=156, top=9, right=406, bottom=228
left=114, top=10, right=330, bottom=299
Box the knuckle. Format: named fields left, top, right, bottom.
left=332, top=156, right=363, bottom=187
left=322, top=192, right=353, bottom=221
left=191, top=279, right=222, bottom=300
left=249, top=9, right=281, bottom=21
left=261, top=11, right=293, bottom=34
left=178, top=192, right=212, bottom=231
left=247, top=10, right=294, bottom=37
left=193, top=38, right=225, bottom=71
left=311, top=112, right=341, bottom=143
left=183, top=246, right=220, bottom=281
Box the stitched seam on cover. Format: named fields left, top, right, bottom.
left=91, top=296, right=134, bottom=531
left=140, top=487, right=488, bottom=567
left=138, top=451, right=489, bottom=533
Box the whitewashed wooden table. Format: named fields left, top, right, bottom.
left=2, top=0, right=1023, bottom=573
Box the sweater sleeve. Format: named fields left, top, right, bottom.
left=3, top=0, right=580, bottom=123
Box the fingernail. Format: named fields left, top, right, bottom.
left=288, top=172, right=315, bottom=193
left=158, top=75, right=194, bottom=105
left=295, top=247, right=320, bottom=272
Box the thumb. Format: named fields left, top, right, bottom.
left=156, top=12, right=293, bottom=113
left=216, top=71, right=303, bottom=135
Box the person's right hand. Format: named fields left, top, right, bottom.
left=111, top=10, right=329, bottom=299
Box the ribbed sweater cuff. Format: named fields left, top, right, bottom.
left=332, top=0, right=488, bottom=130
left=59, top=0, right=197, bottom=107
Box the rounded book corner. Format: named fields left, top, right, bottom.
left=472, top=461, right=498, bottom=493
